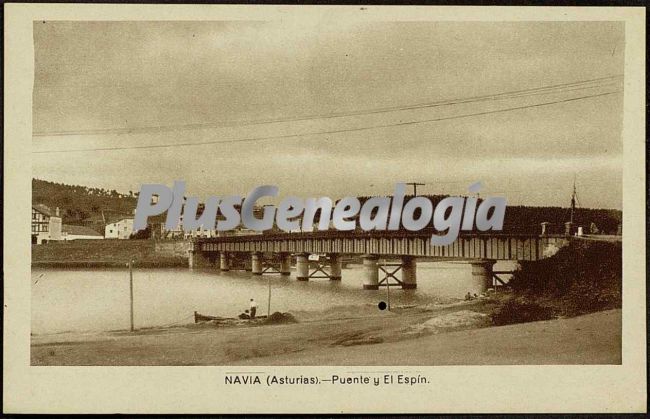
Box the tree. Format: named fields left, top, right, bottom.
left=130, top=226, right=151, bottom=240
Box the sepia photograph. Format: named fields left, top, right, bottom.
left=29, top=19, right=625, bottom=366
left=4, top=4, right=646, bottom=414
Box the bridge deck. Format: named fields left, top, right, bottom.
left=195, top=232, right=568, bottom=261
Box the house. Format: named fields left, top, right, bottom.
left=62, top=224, right=104, bottom=241
left=105, top=218, right=134, bottom=239
left=31, top=204, right=62, bottom=244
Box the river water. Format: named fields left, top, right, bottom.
left=31, top=261, right=515, bottom=334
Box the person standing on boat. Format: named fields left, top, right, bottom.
left=249, top=298, right=258, bottom=319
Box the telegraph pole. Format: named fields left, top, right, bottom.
left=405, top=182, right=425, bottom=196
left=267, top=275, right=272, bottom=317
left=570, top=176, right=577, bottom=225
left=128, top=259, right=135, bottom=332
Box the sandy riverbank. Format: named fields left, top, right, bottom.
left=31, top=300, right=621, bottom=366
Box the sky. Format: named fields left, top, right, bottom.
left=32, top=20, right=624, bottom=209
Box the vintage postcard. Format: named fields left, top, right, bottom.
left=3, top=3, right=646, bottom=414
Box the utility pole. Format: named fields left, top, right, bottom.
left=405, top=182, right=425, bottom=196
left=267, top=275, right=272, bottom=317
left=128, top=260, right=135, bottom=332
left=570, top=176, right=577, bottom=225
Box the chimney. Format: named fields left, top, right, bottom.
left=55, top=207, right=60, bottom=217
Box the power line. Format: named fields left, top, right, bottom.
left=33, top=90, right=622, bottom=154
left=33, top=75, right=622, bottom=138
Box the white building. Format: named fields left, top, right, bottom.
left=31, top=204, right=62, bottom=244
left=62, top=224, right=104, bottom=241
left=105, top=218, right=134, bottom=239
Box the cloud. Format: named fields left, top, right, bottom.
left=32, top=20, right=624, bottom=209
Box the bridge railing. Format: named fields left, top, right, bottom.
left=193, top=230, right=569, bottom=262
left=194, top=229, right=565, bottom=244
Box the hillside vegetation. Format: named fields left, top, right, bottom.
left=32, top=179, right=137, bottom=225
left=490, top=239, right=622, bottom=325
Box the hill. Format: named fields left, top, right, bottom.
left=32, top=179, right=622, bottom=236
left=357, top=194, right=621, bottom=235
left=32, top=179, right=137, bottom=229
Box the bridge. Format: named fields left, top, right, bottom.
left=188, top=227, right=569, bottom=294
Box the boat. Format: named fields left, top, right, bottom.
left=193, top=311, right=266, bottom=323
left=193, top=311, right=227, bottom=323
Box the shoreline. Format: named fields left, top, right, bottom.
left=30, top=298, right=480, bottom=342
left=31, top=239, right=189, bottom=268
left=30, top=299, right=621, bottom=365
left=32, top=260, right=188, bottom=269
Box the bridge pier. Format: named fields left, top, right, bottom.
left=296, top=253, right=309, bottom=281
left=279, top=252, right=292, bottom=276
left=219, top=252, right=230, bottom=271
left=469, top=260, right=496, bottom=294
left=362, top=254, right=379, bottom=290
left=196, top=232, right=566, bottom=289
left=328, top=253, right=342, bottom=280
left=188, top=249, right=211, bottom=269
left=401, top=256, right=417, bottom=289
left=251, top=252, right=263, bottom=275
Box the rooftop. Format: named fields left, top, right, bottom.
left=62, top=224, right=103, bottom=237
left=32, top=204, right=58, bottom=217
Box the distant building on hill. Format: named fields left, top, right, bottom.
left=32, top=204, right=62, bottom=244
left=105, top=218, right=134, bottom=239
left=62, top=224, right=104, bottom=241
